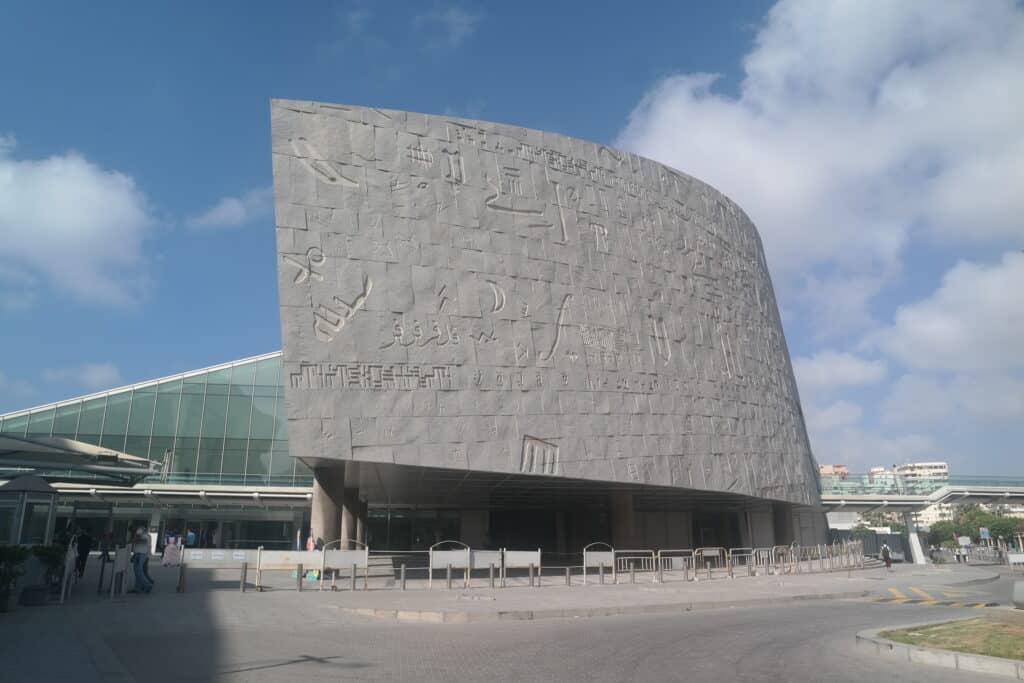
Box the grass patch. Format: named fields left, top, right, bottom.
left=880, top=617, right=1024, bottom=661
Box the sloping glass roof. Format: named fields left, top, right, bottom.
left=0, top=352, right=309, bottom=487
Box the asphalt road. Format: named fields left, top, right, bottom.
left=101, top=599, right=1009, bottom=682
left=4, top=569, right=1017, bottom=681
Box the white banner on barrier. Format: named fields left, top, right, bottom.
left=504, top=550, right=541, bottom=568
left=584, top=551, right=614, bottom=568
left=182, top=548, right=259, bottom=566
left=471, top=550, right=502, bottom=570
left=1009, top=553, right=1024, bottom=565
left=432, top=549, right=470, bottom=569
left=324, top=549, right=369, bottom=569
left=259, top=550, right=321, bottom=568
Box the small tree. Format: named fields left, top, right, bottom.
left=928, top=520, right=956, bottom=548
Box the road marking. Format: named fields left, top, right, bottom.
left=941, top=591, right=961, bottom=599
left=887, top=588, right=908, bottom=599
left=871, top=598, right=1000, bottom=608
left=909, top=587, right=934, bottom=600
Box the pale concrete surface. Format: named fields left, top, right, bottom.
left=0, top=562, right=1008, bottom=681
left=272, top=99, right=821, bottom=512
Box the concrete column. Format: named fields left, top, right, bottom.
left=310, top=467, right=345, bottom=546
left=340, top=487, right=358, bottom=549
left=902, top=511, right=927, bottom=565
left=356, top=499, right=368, bottom=546
left=611, top=491, right=636, bottom=548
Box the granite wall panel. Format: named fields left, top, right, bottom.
left=271, top=99, right=820, bottom=506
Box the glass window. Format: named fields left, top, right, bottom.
left=124, top=388, right=156, bottom=459
left=197, top=369, right=230, bottom=477
left=19, top=500, right=51, bottom=545
left=173, top=376, right=205, bottom=479
left=52, top=404, right=81, bottom=439
left=253, top=357, right=280, bottom=388
left=269, top=440, right=294, bottom=483
left=293, top=458, right=312, bottom=485
left=1, top=414, right=28, bottom=436
left=223, top=364, right=254, bottom=483
left=150, top=380, right=181, bottom=473
left=0, top=504, right=15, bottom=545
left=26, top=409, right=55, bottom=437
left=246, top=377, right=277, bottom=483
left=76, top=397, right=107, bottom=445
left=246, top=437, right=272, bottom=481
left=100, top=392, right=131, bottom=450
left=273, top=395, right=287, bottom=440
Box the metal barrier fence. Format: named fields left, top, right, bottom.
left=164, top=539, right=867, bottom=594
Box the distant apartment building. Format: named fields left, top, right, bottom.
left=895, top=461, right=949, bottom=480
left=914, top=502, right=953, bottom=528
left=818, top=464, right=848, bottom=478
left=896, top=462, right=950, bottom=529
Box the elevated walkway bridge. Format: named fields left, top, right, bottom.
left=819, top=474, right=1024, bottom=513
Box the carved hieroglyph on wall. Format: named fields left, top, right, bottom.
left=271, top=99, right=820, bottom=506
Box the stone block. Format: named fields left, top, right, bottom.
left=270, top=98, right=819, bottom=507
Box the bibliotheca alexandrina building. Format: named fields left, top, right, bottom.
left=0, top=100, right=825, bottom=552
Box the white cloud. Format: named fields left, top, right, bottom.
left=43, top=363, right=124, bottom=391
left=883, top=372, right=1024, bottom=425
left=792, top=350, right=887, bottom=390
left=414, top=6, right=480, bottom=50
left=810, top=426, right=938, bottom=472
left=187, top=186, right=273, bottom=229
left=802, top=396, right=937, bottom=470
left=0, top=137, right=154, bottom=306
left=879, top=374, right=954, bottom=425
left=806, top=399, right=862, bottom=432
left=616, top=0, right=1024, bottom=332
left=869, top=251, right=1024, bottom=372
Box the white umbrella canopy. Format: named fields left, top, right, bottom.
left=0, top=434, right=160, bottom=486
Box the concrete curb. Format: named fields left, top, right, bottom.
left=856, top=620, right=1024, bottom=680
left=956, top=571, right=1002, bottom=586
left=337, top=590, right=872, bottom=624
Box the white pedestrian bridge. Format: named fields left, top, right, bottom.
left=819, top=474, right=1024, bottom=513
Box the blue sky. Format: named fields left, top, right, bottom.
left=1, top=1, right=1021, bottom=474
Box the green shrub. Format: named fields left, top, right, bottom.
left=0, top=545, right=31, bottom=592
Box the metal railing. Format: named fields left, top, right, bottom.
left=818, top=473, right=1024, bottom=497
left=151, top=539, right=867, bottom=596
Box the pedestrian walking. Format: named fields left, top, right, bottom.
left=75, top=528, right=93, bottom=578
left=129, top=526, right=153, bottom=594
left=881, top=543, right=892, bottom=570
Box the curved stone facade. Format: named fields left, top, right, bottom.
left=271, top=99, right=819, bottom=507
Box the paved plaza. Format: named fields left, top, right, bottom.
left=0, top=560, right=1016, bottom=681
